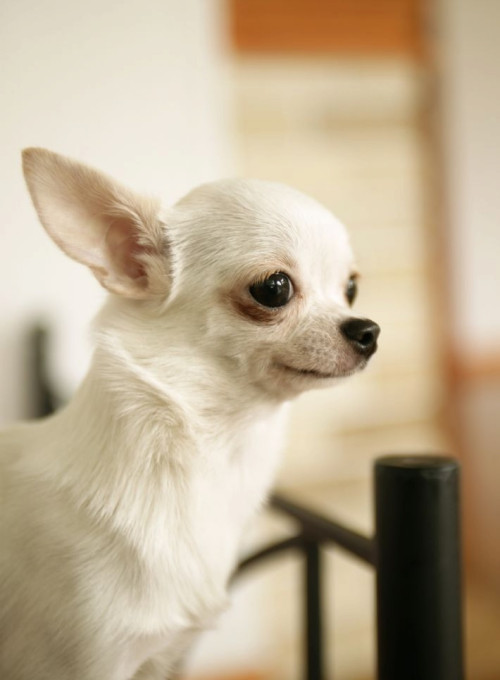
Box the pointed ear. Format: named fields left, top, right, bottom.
left=22, top=148, right=170, bottom=299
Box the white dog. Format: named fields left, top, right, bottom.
left=0, top=148, right=379, bottom=679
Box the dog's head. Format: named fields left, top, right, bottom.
left=22, top=148, right=379, bottom=400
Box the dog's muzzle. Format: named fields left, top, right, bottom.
left=340, top=317, right=380, bottom=358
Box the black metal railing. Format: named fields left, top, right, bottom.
left=236, top=456, right=464, bottom=680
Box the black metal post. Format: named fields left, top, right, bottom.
left=304, top=539, right=324, bottom=680
left=375, top=456, right=464, bottom=680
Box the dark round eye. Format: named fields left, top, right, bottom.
left=249, top=272, right=293, bottom=308
left=346, top=276, right=358, bottom=306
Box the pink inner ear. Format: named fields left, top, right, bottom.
left=105, top=218, right=147, bottom=283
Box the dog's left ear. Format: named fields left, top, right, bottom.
left=22, top=148, right=170, bottom=299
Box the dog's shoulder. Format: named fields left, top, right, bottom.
left=0, top=421, right=33, bottom=470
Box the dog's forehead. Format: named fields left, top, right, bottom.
left=174, top=179, right=352, bottom=268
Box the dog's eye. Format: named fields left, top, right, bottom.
left=249, top=272, right=293, bottom=308
left=346, top=276, right=358, bottom=306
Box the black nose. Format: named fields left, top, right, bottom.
left=340, top=317, right=380, bottom=357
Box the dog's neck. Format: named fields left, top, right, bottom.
left=40, top=334, right=286, bottom=569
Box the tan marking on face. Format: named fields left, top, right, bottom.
left=230, top=296, right=285, bottom=325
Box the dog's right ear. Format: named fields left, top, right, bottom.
left=22, top=148, right=170, bottom=299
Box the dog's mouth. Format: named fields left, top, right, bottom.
left=274, top=352, right=370, bottom=380
left=275, top=362, right=348, bottom=380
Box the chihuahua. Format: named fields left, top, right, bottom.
left=0, top=148, right=379, bottom=679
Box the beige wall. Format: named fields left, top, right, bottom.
left=437, top=0, right=500, bottom=357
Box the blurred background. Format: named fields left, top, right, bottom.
left=1, top=0, right=499, bottom=678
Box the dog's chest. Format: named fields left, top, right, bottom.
left=187, top=409, right=286, bottom=581
left=117, top=407, right=286, bottom=626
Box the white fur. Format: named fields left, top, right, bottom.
left=0, top=149, right=378, bottom=679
